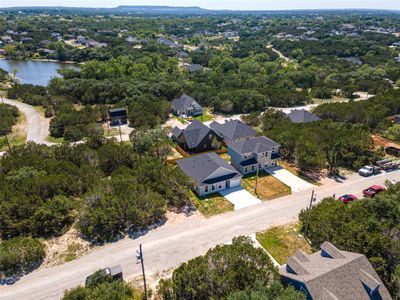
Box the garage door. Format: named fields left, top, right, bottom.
left=229, top=178, right=241, bottom=188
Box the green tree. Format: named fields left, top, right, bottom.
left=0, top=237, right=45, bottom=277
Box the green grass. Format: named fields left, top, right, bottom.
left=46, top=136, right=66, bottom=143
left=174, top=115, right=187, bottom=124
left=63, top=243, right=82, bottom=263
left=256, top=223, right=312, bottom=265
left=191, top=191, right=234, bottom=217
left=242, top=170, right=291, bottom=201
left=193, top=107, right=215, bottom=123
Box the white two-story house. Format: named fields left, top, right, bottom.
left=228, top=136, right=281, bottom=175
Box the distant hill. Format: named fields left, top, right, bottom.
left=0, top=6, right=398, bottom=16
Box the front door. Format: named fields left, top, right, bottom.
left=226, top=180, right=230, bottom=188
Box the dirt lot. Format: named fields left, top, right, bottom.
left=242, top=171, right=291, bottom=201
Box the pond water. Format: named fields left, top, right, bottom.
left=0, top=59, right=80, bottom=86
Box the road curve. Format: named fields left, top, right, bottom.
left=1, top=170, right=399, bottom=300
left=2, top=98, right=52, bottom=145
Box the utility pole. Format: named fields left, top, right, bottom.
left=139, top=244, right=147, bottom=300
left=254, top=165, right=259, bottom=196
left=118, top=119, right=123, bottom=143
left=303, top=190, right=316, bottom=241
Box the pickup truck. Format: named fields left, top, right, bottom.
left=358, top=165, right=381, bottom=177
left=362, top=185, right=386, bottom=198
left=85, top=265, right=123, bottom=286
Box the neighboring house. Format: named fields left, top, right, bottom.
left=280, top=242, right=392, bottom=300
left=157, top=37, right=183, bottom=48
left=185, top=63, right=203, bottom=73
left=210, top=119, right=257, bottom=144
left=172, top=94, right=203, bottom=117
left=177, top=152, right=242, bottom=196
left=172, top=120, right=218, bottom=153
left=108, top=107, right=128, bottom=126
left=287, top=109, right=321, bottom=123
left=394, top=114, right=400, bottom=124
left=1, top=36, right=13, bottom=43
left=228, top=136, right=281, bottom=174
left=177, top=51, right=189, bottom=59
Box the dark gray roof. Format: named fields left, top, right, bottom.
left=280, top=242, right=392, bottom=300
left=177, top=152, right=241, bottom=186
left=186, top=64, right=203, bottom=73
left=229, top=136, right=280, bottom=155
left=287, top=109, right=321, bottom=123
left=172, top=94, right=202, bottom=112
left=172, top=127, right=182, bottom=139
left=180, top=120, right=211, bottom=149
left=210, top=119, right=256, bottom=142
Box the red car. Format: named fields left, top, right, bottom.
left=362, top=185, right=386, bottom=198
left=338, top=194, right=358, bottom=203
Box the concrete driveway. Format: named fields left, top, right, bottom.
left=266, top=166, right=314, bottom=193
left=219, top=186, right=262, bottom=210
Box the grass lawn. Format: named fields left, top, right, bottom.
left=0, top=113, right=27, bottom=151
left=278, top=161, right=321, bottom=186
left=256, top=223, right=312, bottom=265
left=242, top=170, right=291, bottom=201
left=193, top=107, right=215, bottom=123
left=46, top=135, right=66, bottom=143
left=104, top=127, right=120, bottom=137
left=174, top=115, right=187, bottom=124
left=191, top=192, right=234, bottom=217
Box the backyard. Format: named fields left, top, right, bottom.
left=242, top=170, right=291, bottom=201
left=256, top=223, right=312, bottom=265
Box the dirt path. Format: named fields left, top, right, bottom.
left=266, top=44, right=291, bottom=62
left=372, top=134, right=400, bottom=148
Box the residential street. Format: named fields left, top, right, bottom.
left=1, top=170, right=398, bottom=300
left=2, top=98, right=52, bottom=145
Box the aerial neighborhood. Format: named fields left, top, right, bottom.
left=0, top=5, right=399, bottom=300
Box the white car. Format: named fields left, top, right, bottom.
left=358, top=165, right=380, bottom=177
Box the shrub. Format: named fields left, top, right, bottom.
left=0, top=237, right=45, bottom=278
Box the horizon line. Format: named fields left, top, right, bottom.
left=0, top=5, right=399, bottom=12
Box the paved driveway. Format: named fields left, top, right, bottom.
left=219, top=186, right=262, bottom=210
left=266, top=166, right=314, bottom=193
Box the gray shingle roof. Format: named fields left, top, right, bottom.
left=180, top=120, right=211, bottom=149
left=172, top=127, right=182, bottom=139
left=172, top=94, right=202, bottom=112
left=280, top=242, right=392, bottom=300
left=210, top=119, right=257, bottom=142
left=229, top=136, right=280, bottom=155
left=287, top=109, right=321, bottom=123
left=186, top=64, right=203, bottom=73
left=176, top=152, right=241, bottom=186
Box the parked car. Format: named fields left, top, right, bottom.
left=362, top=185, right=386, bottom=198
left=337, top=194, right=358, bottom=203
left=358, top=165, right=381, bottom=176
left=376, top=158, right=400, bottom=170
left=85, top=265, right=123, bottom=286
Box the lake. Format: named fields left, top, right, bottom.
left=0, top=59, right=80, bottom=86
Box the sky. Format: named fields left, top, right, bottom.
left=0, top=0, right=399, bottom=10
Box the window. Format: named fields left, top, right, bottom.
left=244, top=167, right=248, bottom=172
left=205, top=186, right=208, bottom=192
left=251, top=165, right=255, bottom=171
left=209, top=134, right=213, bottom=139
left=204, top=144, right=207, bottom=148
left=219, top=185, right=222, bottom=189
left=212, top=185, right=215, bottom=191
left=244, top=155, right=248, bottom=159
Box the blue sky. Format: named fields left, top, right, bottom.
left=0, top=0, right=399, bottom=10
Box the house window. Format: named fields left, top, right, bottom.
left=209, top=134, right=213, bottom=139
left=244, top=155, right=248, bottom=159
left=219, top=184, right=222, bottom=189
left=259, top=164, right=261, bottom=169
left=251, top=165, right=255, bottom=171
left=244, top=167, right=248, bottom=173
left=212, top=185, right=215, bottom=191
left=204, top=144, right=207, bottom=148
left=205, top=186, right=208, bottom=193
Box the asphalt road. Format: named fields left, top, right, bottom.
left=2, top=98, right=51, bottom=145
left=1, top=170, right=399, bottom=300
